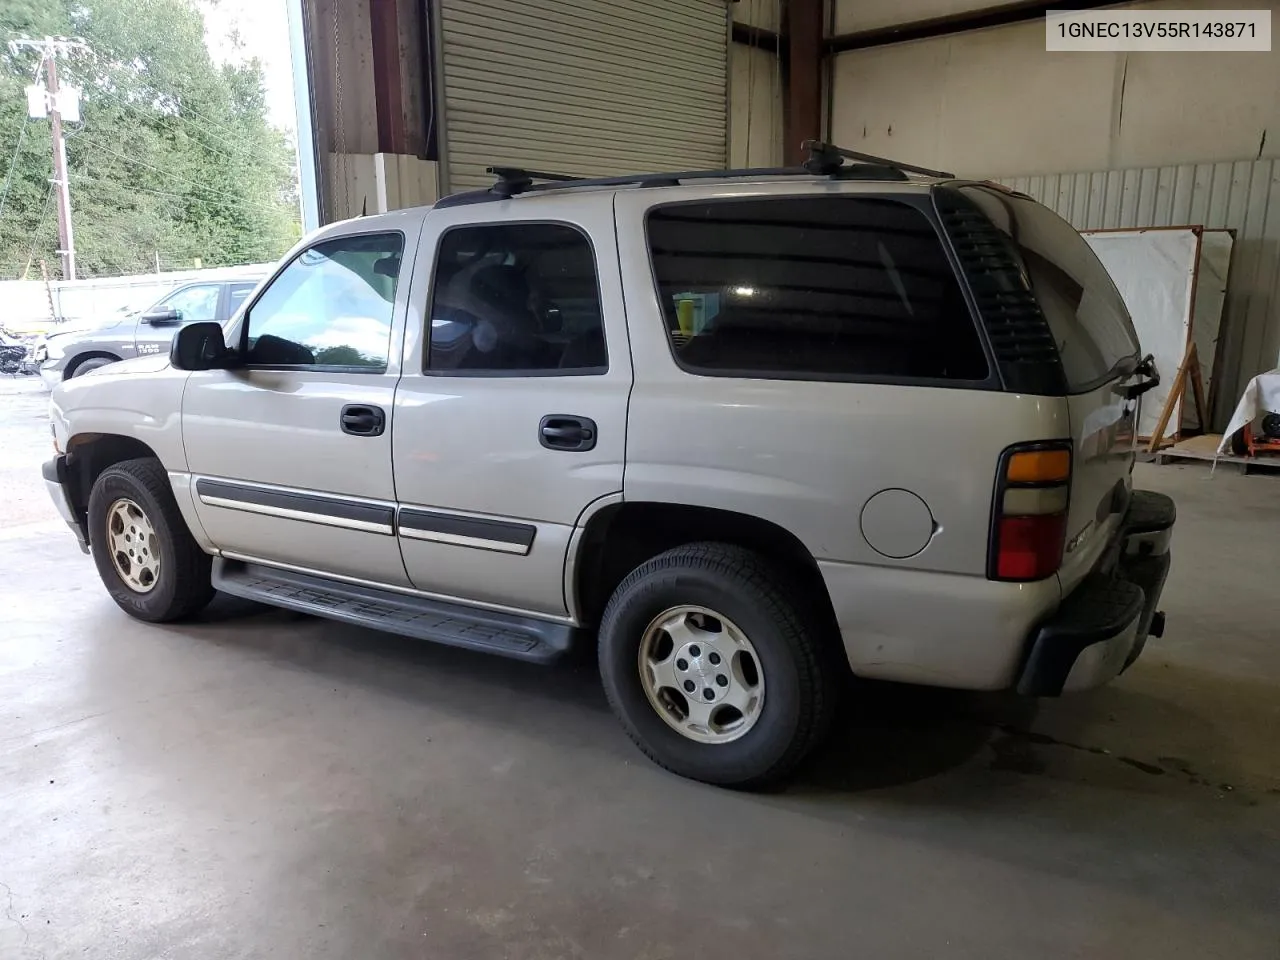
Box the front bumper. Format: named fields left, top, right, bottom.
left=1016, top=489, right=1175, bottom=696
left=39, top=359, right=64, bottom=390
left=43, top=455, right=89, bottom=553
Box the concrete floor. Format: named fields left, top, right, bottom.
left=1, top=375, right=1278, bottom=959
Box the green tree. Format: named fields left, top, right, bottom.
left=0, top=0, right=300, bottom=279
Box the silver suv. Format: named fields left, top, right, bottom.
left=43, top=145, right=1174, bottom=787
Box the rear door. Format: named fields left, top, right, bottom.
left=391, top=199, right=631, bottom=617
left=959, top=187, right=1143, bottom=591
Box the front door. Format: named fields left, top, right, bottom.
left=182, top=228, right=415, bottom=586
left=392, top=203, right=631, bottom=616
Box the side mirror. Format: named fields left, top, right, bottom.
left=141, top=306, right=182, bottom=325
left=170, top=321, right=235, bottom=371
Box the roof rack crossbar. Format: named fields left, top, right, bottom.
left=802, top=140, right=955, bottom=180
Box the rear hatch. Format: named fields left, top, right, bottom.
left=947, top=185, right=1146, bottom=592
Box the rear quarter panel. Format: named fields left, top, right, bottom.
left=614, top=185, right=1071, bottom=577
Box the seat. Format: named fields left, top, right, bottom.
left=432, top=263, right=553, bottom=370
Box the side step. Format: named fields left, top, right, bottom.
left=212, top=558, right=575, bottom=664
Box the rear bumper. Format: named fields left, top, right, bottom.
left=43, top=455, right=89, bottom=553
left=1016, top=490, right=1174, bottom=696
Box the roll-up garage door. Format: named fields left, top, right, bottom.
left=437, top=0, right=729, bottom=192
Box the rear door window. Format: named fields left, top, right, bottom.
left=958, top=186, right=1140, bottom=392
left=646, top=196, right=990, bottom=383
left=227, top=282, right=258, bottom=317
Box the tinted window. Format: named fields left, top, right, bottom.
left=960, top=186, right=1139, bottom=391
left=428, top=223, right=605, bottom=374
left=163, top=284, right=221, bottom=324
left=245, top=233, right=403, bottom=371
left=647, top=197, right=988, bottom=382
left=228, top=282, right=257, bottom=315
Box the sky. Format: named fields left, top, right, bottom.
left=196, top=0, right=297, bottom=131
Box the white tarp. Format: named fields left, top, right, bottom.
left=1083, top=229, right=1199, bottom=438
left=1218, top=369, right=1280, bottom=454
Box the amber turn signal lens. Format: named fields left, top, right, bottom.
left=1006, top=449, right=1070, bottom=484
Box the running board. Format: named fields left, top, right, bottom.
left=212, top=558, right=575, bottom=663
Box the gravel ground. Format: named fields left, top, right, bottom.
left=0, top=375, right=58, bottom=530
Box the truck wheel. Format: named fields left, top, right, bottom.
left=597, top=542, right=835, bottom=788
left=87, top=457, right=214, bottom=622
left=70, top=356, right=117, bottom=378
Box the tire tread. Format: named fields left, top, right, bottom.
left=599, top=541, right=834, bottom=787
left=88, top=457, right=214, bottom=621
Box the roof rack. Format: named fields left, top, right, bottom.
left=435, top=142, right=954, bottom=208
left=799, top=140, right=954, bottom=180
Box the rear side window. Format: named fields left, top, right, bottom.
left=428, top=222, right=606, bottom=375
left=959, top=187, right=1139, bottom=392
left=228, top=282, right=257, bottom=315
left=646, top=197, right=989, bottom=383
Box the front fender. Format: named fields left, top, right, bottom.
left=52, top=357, right=191, bottom=471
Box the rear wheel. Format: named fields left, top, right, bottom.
left=598, top=542, right=836, bottom=788
left=87, top=457, right=214, bottom=622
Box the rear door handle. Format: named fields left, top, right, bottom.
left=340, top=404, right=386, bottom=437
left=539, top=415, right=597, bottom=451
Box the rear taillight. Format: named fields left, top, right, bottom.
left=989, top=442, right=1072, bottom=581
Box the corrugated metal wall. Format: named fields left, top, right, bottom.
left=999, top=159, right=1280, bottom=429
left=438, top=0, right=729, bottom=192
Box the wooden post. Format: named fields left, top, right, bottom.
left=40, top=259, right=57, bottom=326
left=1147, top=344, right=1198, bottom=452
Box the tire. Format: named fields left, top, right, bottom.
left=87, top=457, right=215, bottom=622
left=597, top=542, right=836, bottom=788
left=1228, top=428, right=1249, bottom=456
left=70, top=355, right=118, bottom=378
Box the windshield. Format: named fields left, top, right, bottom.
left=960, top=186, right=1140, bottom=391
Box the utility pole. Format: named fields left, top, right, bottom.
left=45, top=52, right=75, bottom=280
left=10, top=37, right=88, bottom=281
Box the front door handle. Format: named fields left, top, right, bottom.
left=539, top=415, right=597, bottom=452
left=340, top=404, right=386, bottom=437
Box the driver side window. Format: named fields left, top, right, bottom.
left=164, top=284, right=221, bottom=324
left=245, top=233, right=404, bottom=371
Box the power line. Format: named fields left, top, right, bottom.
left=22, top=182, right=55, bottom=277
left=0, top=55, right=50, bottom=223
left=87, top=80, right=290, bottom=172
left=0, top=117, right=32, bottom=223
left=74, top=134, right=290, bottom=212
left=70, top=170, right=293, bottom=219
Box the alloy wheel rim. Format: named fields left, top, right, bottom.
left=637, top=605, right=766, bottom=744
left=106, top=498, right=161, bottom=593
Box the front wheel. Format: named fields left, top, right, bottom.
left=70, top=356, right=118, bottom=378
left=87, top=457, right=215, bottom=622
left=598, top=542, right=836, bottom=788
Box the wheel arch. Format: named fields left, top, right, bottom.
left=572, top=500, right=839, bottom=637
left=63, top=434, right=163, bottom=544
left=64, top=351, right=123, bottom=378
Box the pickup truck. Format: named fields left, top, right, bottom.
left=38, top=275, right=265, bottom=385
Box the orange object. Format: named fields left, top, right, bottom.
left=1006, top=449, right=1071, bottom=483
